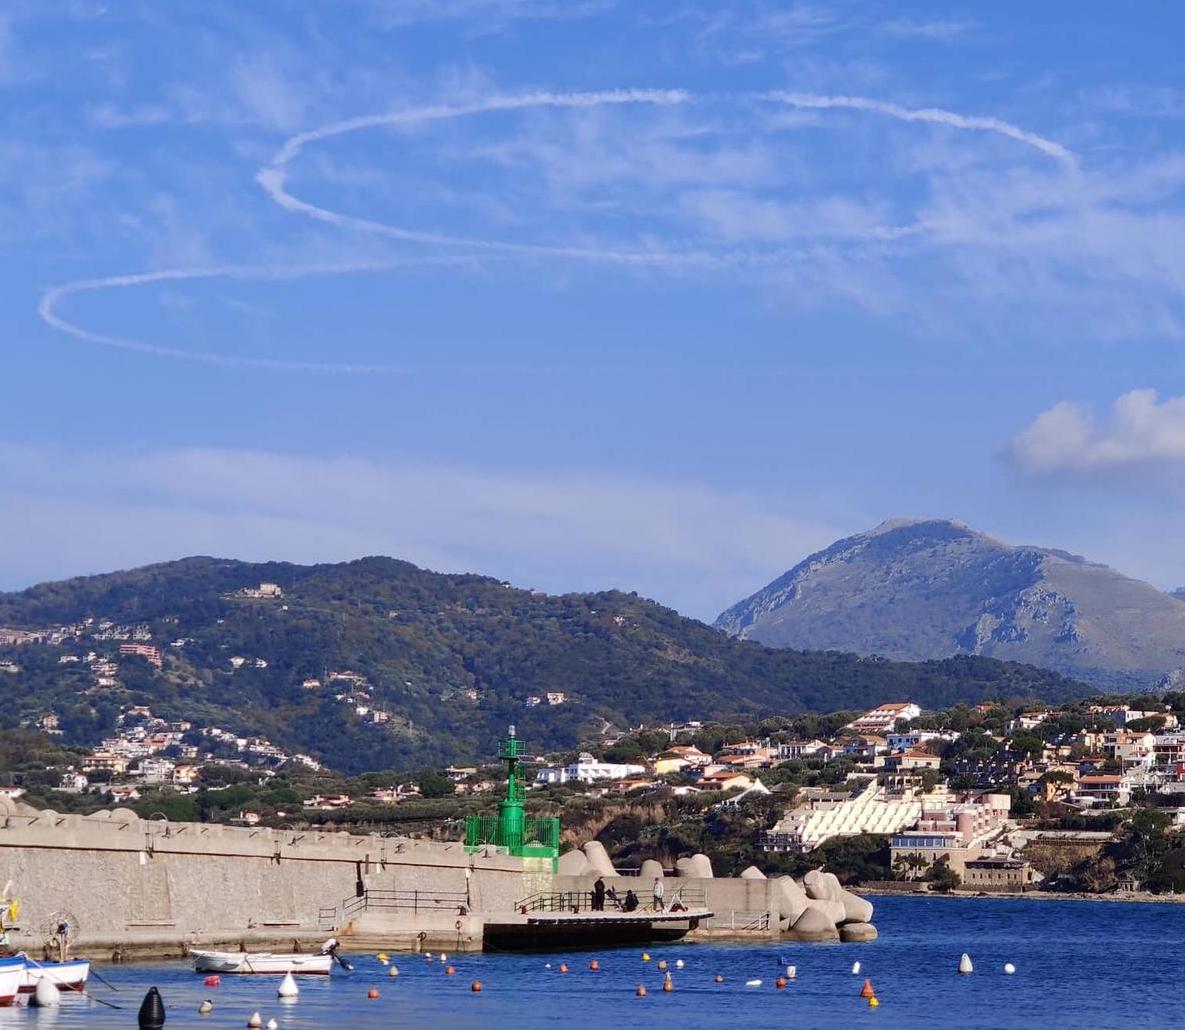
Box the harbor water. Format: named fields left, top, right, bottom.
left=0, top=895, right=1177, bottom=1029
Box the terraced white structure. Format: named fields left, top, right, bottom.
left=763, top=780, right=922, bottom=853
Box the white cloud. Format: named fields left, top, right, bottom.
left=879, top=19, right=973, bottom=41
left=1010, top=389, right=1185, bottom=476
left=0, top=443, right=842, bottom=621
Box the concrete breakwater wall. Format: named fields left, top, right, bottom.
left=0, top=799, right=536, bottom=956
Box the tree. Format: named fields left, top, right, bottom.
left=926, top=858, right=961, bottom=893
left=417, top=769, right=456, bottom=799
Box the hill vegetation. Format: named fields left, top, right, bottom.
left=0, top=555, right=1092, bottom=772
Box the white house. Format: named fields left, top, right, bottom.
left=535, top=752, right=646, bottom=786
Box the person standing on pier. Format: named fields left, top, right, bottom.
left=652, top=877, right=665, bottom=913
left=592, top=877, right=606, bottom=912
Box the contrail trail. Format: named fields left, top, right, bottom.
left=40, top=87, right=1074, bottom=371
left=256, top=88, right=708, bottom=266
left=38, top=261, right=468, bottom=372
left=765, top=91, right=1075, bottom=164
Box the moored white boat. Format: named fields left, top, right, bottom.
left=191, top=950, right=333, bottom=975
left=19, top=957, right=90, bottom=994
left=0, top=957, right=24, bottom=1007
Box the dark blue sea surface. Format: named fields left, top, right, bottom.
left=0, top=896, right=1177, bottom=1029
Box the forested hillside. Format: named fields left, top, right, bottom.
left=0, top=556, right=1091, bottom=772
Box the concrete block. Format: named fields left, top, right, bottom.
left=639, top=859, right=664, bottom=882
left=773, top=876, right=807, bottom=923
left=788, top=906, right=839, bottom=942
left=581, top=841, right=617, bottom=877
left=739, top=866, right=766, bottom=880
left=839, top=922, right=878, bottom=942
left=837, top=889, right=874, bottom=925
left=556, top=850, right=590, bottom=876
left=689, top=854, right=714, bottom=878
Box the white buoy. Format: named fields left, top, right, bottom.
left=785, top=965, right=796, bottom=979
left=278, top=971, right=299, bottom=998
left=440, top=953, right=447, bottom=962
left=267, top=1021, right=279, bottom=1030
left=388, top=966, right=400, bottom=978
left=32, top=979, right=61, bottom=1007
left=745, top=979, right=762, bottom=987
left=199, top=999, right=214, bottom=1015
left=959, top=953, right=974, bottom=974
left=1004, top=963, right=1016, bottom=975
left=545, top=962, right=551, bottom=969
left=248, top=1012, right=263, bottom=1028
left=851, top=961, right=861, bottom=975
left=675, top=959, right=684, bottom=969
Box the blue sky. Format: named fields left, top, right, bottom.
left=3, top=0, right=1185, bottom=620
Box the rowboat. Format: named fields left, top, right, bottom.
left=0, top=957, right=24, bottom=1007
left=19, top=957, right=91, bottom=993
left=191, top=950, right=333, bottom=975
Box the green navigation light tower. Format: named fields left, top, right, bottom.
left=464, top=724, right=559, bottom=864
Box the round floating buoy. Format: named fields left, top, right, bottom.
left=204, top=975, right=221, bottom=988
left=869, top=996, right=880, bottom=1008
left=378, top=952, right=389, bottom=962
left=860, top=979, right=876, bottom=999
left=368, top=989, right=380, bottom=1000
left=958, top=953, right=974, bottom=975
left=440, top=953, right=448, bottom=962
left=33, top=979, right=61, bottom=1008
left=388, top=966, right=400, bottom=978
left=138, top=986, right=166, bottom=1028
left=267, top=1020, right=279, bottom=1030
left=745, top=979, right=762, bottom=988
left=851, top=961, right=861, bottom=975
left=1004, top=963, right=1016, bottom=975
left=589, top=960, right=600, bottom=971
left=675, top=959, right=684, bottom=969
left=445, top=966, right=456, bottom=976
left=657, top=960, right=668, bottom=971
left=776, top=977, right=787, bottom=990
left=714, top=975, right=724, bottom=984
left=662, top=980, right=674, bottom=993
left=471, top=981, right=483, bottom=992
left=558, top=963, right=569, bottom=974
left=636, top=985, right=647, bottom=997
left=277, top=972, right=299, bottom=998
left=545, top=963, right=551, bottom=969
left=786, top=965, right=797, bottom=980
left=247, top=1013, right=263, bottom=1029
left=641, top=952, right=651, bottom=962
left=198, top=999, right=213, bottom=1015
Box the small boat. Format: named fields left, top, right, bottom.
left=19, top=957, right=91, bottom=994
left=191, top=950, right=333, bottom=975
left=0, top=957, right=24, bottom=1007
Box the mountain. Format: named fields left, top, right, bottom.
left=0, top=556, right=1089, bottom=772
left=716, top=518, right=1185, bottom=690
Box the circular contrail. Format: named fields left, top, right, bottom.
left=40, top=88, right=1073, bottom=371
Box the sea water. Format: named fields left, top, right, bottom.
left=0, top=895, right=1177, bottom=1029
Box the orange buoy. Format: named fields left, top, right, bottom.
left=662, top=979, right=674, bottom=993
left=367, top=989, right=380, bottom=1000
left=445, top=965, right=456, bottom=976
left=636, top=985, right=647, bottom=997
left=776, top=977, right=787, bottom=990
left=558, top=963, right=569, bottom=974
left=860, top=979, right=876, bottom=999
left=657, top=960, right=668, bottom=971
left=589, top=960, right=600, bottom=971
left=471, top=981, right=483, bottom=993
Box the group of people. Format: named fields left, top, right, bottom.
left=589, top=876, right=681, bottom=914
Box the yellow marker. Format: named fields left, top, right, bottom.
left=869, top=997, right=880, bottom=1008
left=642, top=952, right=651, bottom=962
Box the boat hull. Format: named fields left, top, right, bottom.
left=191, top=951, right=332, bottom=975
left=19, top=959, right=90, bottom=994
left=0, top=960, right=23, bottom=1007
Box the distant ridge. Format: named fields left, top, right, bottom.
left=0, top=554, right=1088, bottom=772
left=716, top=518, right=1185, bottom=690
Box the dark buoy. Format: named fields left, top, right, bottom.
left=139, top=986, right=166, bottom=1029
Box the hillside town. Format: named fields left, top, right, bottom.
left=7, top=690, right=1185, bottom=896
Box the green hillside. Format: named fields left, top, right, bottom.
left=0, top=556, right=1091, bottom=772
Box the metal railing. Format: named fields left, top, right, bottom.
left=342, top=889, right=469, bottom=918
left=703, top=910, right=771, bottom=932
left=516, top=885, right=707, bottom=914
left=317, top=906, right=338, bottom=931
